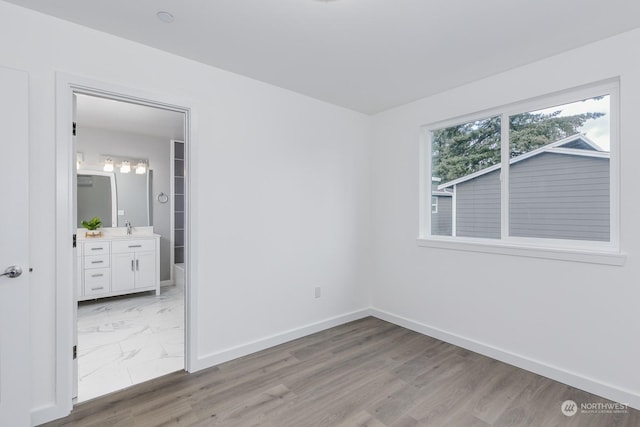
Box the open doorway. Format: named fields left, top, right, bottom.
left=73, top=93, right=187, bottom=402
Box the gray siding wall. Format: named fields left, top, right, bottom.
left=431, top=196, right=452, bottom=236
left=455, top=170, right=501, bottom=239
left=509, top=153, right=609, bottom=241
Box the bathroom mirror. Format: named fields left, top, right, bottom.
left=77, top=170, right=117, bottom=227
left=77, top=169, right=152, bottom=228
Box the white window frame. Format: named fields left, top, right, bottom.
left=418, top=79, right=625, bottom=266
left=431, top=196, right=438, bottom=214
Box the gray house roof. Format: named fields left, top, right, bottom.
left=437, top=134, right=608, bottom=190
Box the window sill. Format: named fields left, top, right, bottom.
left=416, top=238, right=626, bottom=266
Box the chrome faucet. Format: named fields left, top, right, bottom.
left=125, top=220, right=132, bottom=235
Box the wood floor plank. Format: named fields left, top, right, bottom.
left=266, top=361, right=405, bottom=426
left=207, top=383, right=296, bottom=426
left=43, top=317, right=640, bottom=427
left=389, top=414, right=419, bottom=427
left=407, top=355, right=499, bottom=424
left=468, top=363, right=532, bottom=424
left=333, top=410, right=386, bottom=427
left=366, top=381, right=423, bottom=425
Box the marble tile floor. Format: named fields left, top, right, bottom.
left=76, top=285, right=184, bottom=403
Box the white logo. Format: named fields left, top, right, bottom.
left=561, top=400, right=578, bottom=417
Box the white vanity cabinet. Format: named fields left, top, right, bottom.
left=77, top=235, right=160, bottom=301
left=111, top=240, right=158, bottom=293
left=82, top=241, right=111, bottom=297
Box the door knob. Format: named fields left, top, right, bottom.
left=1, top=265, right=23, bottom=278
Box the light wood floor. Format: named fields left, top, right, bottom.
left=44, top=317, right=638, bottom=426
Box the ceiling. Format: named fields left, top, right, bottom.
left=7, top=0, right=640, bottom=114
left=76, top=94, right=185, bottom=139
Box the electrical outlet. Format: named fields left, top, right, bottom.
left=314, top=287, right=321, bottom=299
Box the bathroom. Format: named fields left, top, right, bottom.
left=74, top=93, right=186, bottom=401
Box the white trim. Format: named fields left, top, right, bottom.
left=422, top=79, right=620, bottom=257
left=369, top=308, right=640, bottom=410
left=547, top=147, right=609, bottom=158
left=191, top=309, right=370, bottom=371
left=169, top=140, right=176, bottom=285
left=33, top=304, right=640, bottom=421
left=451, top=185, right=457, bottom=237
left=500, top=112, right=510, bottom=240
left=52, top=75, right=76, bottom=423
left=30, top=404, right=62, bottom=427
left=49, top=72, right=197, bottom=426
left=418, top=128, right=430, bottom=237
left=417, top=237, right=626, bottom=266
left=425, top=79, right=619, bottom=134
left=608, top=83, right=621, bottom=254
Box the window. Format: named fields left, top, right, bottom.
left=421, top=81, right=619, bottom=257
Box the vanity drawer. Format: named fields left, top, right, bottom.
left=84, top=254, right=110, bottom=269
left=84, top=241, right=110, bottom=255
left=84, top=268, right=110, bottom=296
left=112, top=239, right=155, bottom=253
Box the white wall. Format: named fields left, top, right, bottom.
left=6, top=0, right=639, bottom=422
left=0, top=2, right=371, bottom=423
left=77, top=126, right=173, bottom=281
left=371, top=29, right=640, bottom=408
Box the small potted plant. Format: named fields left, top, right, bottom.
left=82, top=216, right=103, bottom=238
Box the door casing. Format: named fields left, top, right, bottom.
left=51, top=72, right=196, bottom=422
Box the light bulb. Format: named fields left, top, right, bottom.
left=135, top=162, right=147, bottom=174
left=120, top=161, right=131, bottom=174
left=103, top=158, right=114, bottom=172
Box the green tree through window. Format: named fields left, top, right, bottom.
left=432, top=107, right=605, bottom=183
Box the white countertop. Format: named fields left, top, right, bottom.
left=77, top=226, right=159, bottom=240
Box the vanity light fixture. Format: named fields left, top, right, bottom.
left=120, top=160, right=131, bottom=174
left=103, top=158, right=114, bottom=172
left=135, top=161, right=147, bottom=175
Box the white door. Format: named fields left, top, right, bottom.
left=0, top=67, right=31, bottom=425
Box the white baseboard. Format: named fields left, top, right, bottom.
left=31, top=402, right=68, bottom=427
left=191, top=309, right=370, bottom=372
left=160, top=279, right=174, bottom=287
left=33, top=306, right=638, bottom=426
left=370, top=308, right=640, bottom=410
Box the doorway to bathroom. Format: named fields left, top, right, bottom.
left=72, top=91, right=189, bottom=402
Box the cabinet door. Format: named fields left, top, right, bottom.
left=111, top=252, right=135, bottom=292
left=134, top=251, right=156, bottom=289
